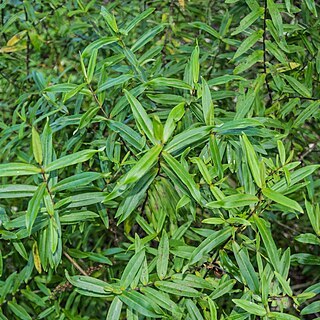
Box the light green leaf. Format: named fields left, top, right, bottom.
left=101, top=7, right=118, bottom=33
left=207, top=193, right=259, bottom=209
left=0, top=163, right=41, bottom=177
left=32, top=127, right=43, bottom=164
left=242, top=134, right=263, bottom=188
left=233, top=242, right=259, bottom=293
left=232, top=299, right=266, bottom=316
left=262, top=187, right=303, bottom=213
left=107, top=297, right=123, bottom=320
left=283, top=75, right=311, bottom=98
left=163, top=102, right=185, bottom=143
left=162, top=151, right=202, bottom=203
left=44, top=149, right=101, bottom=172
left=189, top=227, right=232, bottom=265
left=254, top=215, right=280, bottom=272
left=233, top=30, right=263, bottom=59
left=26, top=183, right=46, bottom=235
left=157, top=231, right=169, bottom=280
left=120, top=250, right=145, bottom=289
left=231, top=7, right=264, bottom=35
left=124, top=89, right=157, bottom=144
left=8, top=301, right=32, bottom=320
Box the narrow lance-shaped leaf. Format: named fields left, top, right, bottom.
left=254, top=215, right=280, bottom=272
left=207, top=193, right=259, bottom=209
left=157, top=231, right=169, bottom=280
left=202, top=78, right=214, bottom=125
left=233, top=242, right=259, bottom=293
left=189, top=227, right=232, bottom=265
left=124, top=89, right=157, bottom=144
left=120, top=249, right=145, bottom=289
left=44, top=149, right=102, bottom=172
left=163, top=102, right=185, bottom=143
left=242, top=134, right=264, bottom=188
left=191, top=44, right=200, bottom=84
left=232, top=299, right=266, bottom=316
left=162, top=151, right=202, bottom=204
left=100, top=7, right=118, bottom=33
left=233, top=30, right=263, bottom=59
left=26, top=183, right=46, bottom=235
left=262, top=188, right=303, bottom=213
left=107, top=297, right=123, bottom=320
left=32, top=126, right=43, bottom=165
left=0, top=163, right=41, bottom=177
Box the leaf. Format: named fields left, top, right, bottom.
left=191, top=44, right=200, bottom=84
left=120, top=145, right=162, bottom=185
left=107, top=297, right=123, bottom=320
left=32, top=127, right=43, bottom=164
left=291, top=253, right=320, bottom=266
left=267, top=0, right=283, bottom=37
left=124, top=8, right=155, bottom=33
left=78, top=107, right=100, bottom=130
left=274, top=271, right=293, bottom=296
left=189, top=227, right=232, bottom=265
left=295, top=233, right=320, bottom=245
left=262, top=188, right=303, bottom=213
left=186, top=299, right=204, bottom=320
left=202, top=78, right=214, bottom=125
left=32, top=241, right=42, bottom=274
left=157, top=231, right=169, bottom=280
left=97, top=75, right=133, bottom=93
left=254, top=215, right=280, bottom=272
left=120, top=250, right=145, bottom=289
left=65, top=271, right=111, bottom=295
left=155, top=280, right=201, bottom=297
left=108, top=120, right=145, bottom=150
left=124, top=89, right=157, bottom=144
left=82, top=36, right=118, bottom=57
left=0, top=163, right=41, bottom=177
left=147, top=77, right=192, bottom=90
left=231, top=7, right=264, bottom=35
left=207, top=193, right=259, bottom=209
left=44, top=149, right=101, bottom=172
left=101, top=7, right=118, bottom=33
left=233, top=30, right=263, bottom=59
left=119, top=291, right=159, bottom=318
left=232, top=299, right=266, bottom=316
left=283, top=75, right=311, bottom=98
left=233, top=242, right=259, bottom=293
left=53, top=172, right=102, bottom=192
left=162, top=151, right=202, bottom=203
left=8, top=301, right=32, bottom=320
left=164, top=126, right=212, bottom=155
left=242, top=134, right=263, bottom=188
left=0, top=185, right=37, bottom=198
left=301, top=301, right=320, bottom=315
left=87, top=49, right=98, bottom=83
left=268, top=313, right=300, bottom=320
left=189, top=21, right=221, bottom=39
left=163, top=102, right=185, bottom=143
left=209, top=135, right=223, bottom=180
left=131, top=25, right=165, bottom=52
left=26, top=183, right=46, bottom=235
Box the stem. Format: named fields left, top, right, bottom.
left=263, top=0, right=273, bottom=105
left=63, top=251, right=88, bottom=276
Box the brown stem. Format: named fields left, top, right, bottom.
left=63, top=251, right=88, bottom=276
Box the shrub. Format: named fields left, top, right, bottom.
left=0, top=0, right=319, bottom=319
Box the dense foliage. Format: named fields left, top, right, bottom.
left=0, top=0, right=320, bottom=319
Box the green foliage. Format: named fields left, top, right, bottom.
left=0, top=0, right=319, bottom=319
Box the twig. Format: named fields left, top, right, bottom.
left=63, top=251, right=88, bottom=276
left=263, top=0, right=273, bottom=105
